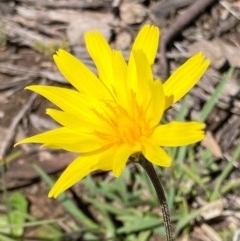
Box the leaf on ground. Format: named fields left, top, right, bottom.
left=66, top=12, right=113, bottom=46
left=200, top=199, right=225, bottom=220
left=188, top=39, right=226, bottom=69
left=189, top=38, right=240, bottom=68
left=217, top=39, right=240, bottom=68
left=201, top=131, right=223, bottom=158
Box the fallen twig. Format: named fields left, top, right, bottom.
left=0, top=92, right=38, bottom=159
left=159, top=0, right=219, bottom=79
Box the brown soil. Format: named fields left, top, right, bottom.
left=0, top=0, right=240, bottom=240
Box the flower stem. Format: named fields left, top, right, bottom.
left=138, top=155, right=173, bottom=241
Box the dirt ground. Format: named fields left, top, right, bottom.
left=0, top=0, right=240, bottom=240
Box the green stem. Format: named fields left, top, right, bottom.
left=138, top=155, right=173, bottom=241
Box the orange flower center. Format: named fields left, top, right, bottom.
left=94, top=95, right=152, bottom=145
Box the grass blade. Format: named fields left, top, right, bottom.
left=32, top=164, right=100, bottom=231
left=200, top=67, right=234, bottom=122
left=211, top=145, right=240, bottom=201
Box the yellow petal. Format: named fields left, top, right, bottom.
left=142, top=140, right=172, bottom=167
left=25, top=85, right=92, bottom=114
left=127, top=51, right=165, bottom=127
left=150, top=121, right=205, bottom=146
left=163, top=52, right=210, bottom=109
left=126, top=48, right=138, bottom=93
left=48, top=155, right=98, bottom=198
left=46, top=108, right=107, bottom=133
left=97, top=145, right=119, bottom=171
left=48, top=146, right=116, bottom=198
left=53, top=49, right=110, bottom=99
left=112, top=143, right=140, bottom=177
left=15, top=128, right=72, bottom=145
left=147, top=80, right=165, bottom=128
left=127, top=50, right=165, bottom=127
left=15, top=127, right=108, bottom=153
left=111, top=50, right=128, bottom=105
left=127, top=32, right=156, bottom=94
left=131, top=25, right=160, bottom=65
left=164, top=95, right=174, bottom=110
left=125, top=51, right=148, bottom=121
left=132, top=50, right=153, bottom=104
left=85, top=31, right=114, bottom=94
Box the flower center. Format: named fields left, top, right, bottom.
left=94, top=96, right=152, bottom=145
left=117, top=110, right=141, bottom=144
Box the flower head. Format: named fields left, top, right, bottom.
left=16, top=25, right=210, bottom=198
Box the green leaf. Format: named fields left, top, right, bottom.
left=8, top=192, right=28, bottom=236
left=0, top=216, right=11, bottom=235
left=0, top=233, right=17, bottom=241
left=117, top=213, right=163, bottom=234
left=175, top=208, right=203, bottom=235
left=180, top=163, right=208, bottom=194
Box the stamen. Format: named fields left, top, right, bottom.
left=92, top=98, right=152, bottom=145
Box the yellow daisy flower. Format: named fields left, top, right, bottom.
left=16, top=25, right=210, bottom=198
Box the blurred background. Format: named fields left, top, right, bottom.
left=0, top=0, right=240, bottom=240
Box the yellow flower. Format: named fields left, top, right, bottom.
left=16, top=25, right=210, bottom=198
